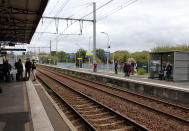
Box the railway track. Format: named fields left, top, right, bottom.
left=37, top=70, right=148, bottom=131
left=37, top=66, right=189, bottom=130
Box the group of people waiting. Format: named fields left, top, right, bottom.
left=159, top=62, right=172, bottom=80
left=114, top=61, right=137, bottom=77
left=15, top=58, right=37, bottom=81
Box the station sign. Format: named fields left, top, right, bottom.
left=86, top=55, right=91, bottom=58
left=77, top=58, right=83, bottom=60
left=7, top=54, right=14, bottom=57
left=67, top=54, right=75, bottom=58
left=86, top=52, right=93, bottom=56
left=104, top=52, right=110, bottom=57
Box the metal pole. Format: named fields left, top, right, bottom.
left=49, top=40, right=51, bottom=65
left=79, top=51, right=80, bottom=68
left=93, top=2, right=96, bottom=72
left=56, top=37, right=58, bottom=65
left=89, top=37, right=91, bottom=69
left=113, top=52, right=115, bottom=70
left=101, top=32, right=110, bottom=71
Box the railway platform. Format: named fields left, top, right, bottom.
left=0, top=75, right=74, bottom=131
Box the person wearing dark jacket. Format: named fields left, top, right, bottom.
left=115, top=61, right=118, bottom=74
left=25, top=58, right=32, bottom=79
left=16, top=59, right=23, bottom=81
left=124, top=62, right=131, bottom=77
left=166, top=62, right=172, bottom=80
left=3, top=60, right=11, bottom=82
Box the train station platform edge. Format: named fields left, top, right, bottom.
left=26, top=80, right=54, bottom=131
left=32, top=80, right=77, bottom=131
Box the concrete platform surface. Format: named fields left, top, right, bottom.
left=0, top=81, right=32, bottom=131
left=32, top=79, right=74, bottom=131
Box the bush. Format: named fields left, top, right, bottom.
left=138, top=68, right=147, bottom=75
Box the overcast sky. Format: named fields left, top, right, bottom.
left=28, top=0, right=189, bottom=53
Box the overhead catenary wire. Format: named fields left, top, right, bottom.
left=31, top=0, right=138, bottom=48
left=75, top=0, right=138, bottom=37
left=98, top=0, right=138, bottom=21
left=34, top=0, right=71, bottom=41
left=54, top=0, right=114, bottom=40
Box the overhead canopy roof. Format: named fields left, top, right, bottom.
left=0, top=0, right=48, bottom=44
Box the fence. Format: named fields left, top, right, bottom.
left=57, top=62, right=122, bottom=72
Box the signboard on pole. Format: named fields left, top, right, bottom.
left=67, top=54, right=75, bottom=58
left=86, top=52, right=93, bottom=56
left=86, top=55, right=91, bottom=58
left=104, top=52, right=110, bottom=57
left=77, top=58, right=83, bottom=60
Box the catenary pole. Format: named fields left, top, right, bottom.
left=50, top=40, right=51, bottom=65
left=93, top=2, right=96, bottom=72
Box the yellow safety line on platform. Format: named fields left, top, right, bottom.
left=23, top=82, right=30, bottom=131
left=23, top=82, right=28, bottom=112
left=24, top=122, right=30, bottom=131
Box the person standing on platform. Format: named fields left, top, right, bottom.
left=16, top=59, right=23, bottom=81
left=3, top=60, right=9, bottom=82
left=124, top=62, right=131, bottom=77
left=166, top=62, right=172, bottom=80
left=93, top=62, right=97, bottom=72
left=131, top=62, right=134, bottom=75
left=25, top=58, right=32, bottom=79
left=32, top=59, right=37, bottom=81
left=114, top=60, right=118, bottom=74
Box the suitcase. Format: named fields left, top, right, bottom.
left=23, top=76, right=29, bottom=81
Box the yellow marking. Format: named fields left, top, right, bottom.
left=24, top=122, right=30, bottom=131
left=23, top=82, right=28, bottom=112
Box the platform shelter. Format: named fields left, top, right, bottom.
left=148, top=51, right=189, bottom=81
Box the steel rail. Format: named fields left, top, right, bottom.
left=37, top=70, right=149, bottom=131
left=37, top=73, right=96, bottom=131
left=40, top=65, right=189, bottom=110
left=38, top=66, right=189, bottom=125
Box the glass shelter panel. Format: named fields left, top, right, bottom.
left=149, top=52, right=174, bottom=79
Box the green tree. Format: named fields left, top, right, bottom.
left=96, top=48, right=106, bottom=63
left=57, top=51, right=67, bottom=62
left=110, top=50, right=130, bottom=64
left=152, top=45, right=189, bottom=52
left=132, top=51, right=149, bottom=68
left=76, top=48, right=87, bottom=67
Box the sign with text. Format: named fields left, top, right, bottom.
left=104, top=52, right=110, bottom=57
left=86, top=52, right=93, bottom=56
left=67, top=54, right=75, bottom=58
left=77, top=58, right=83, bottom=60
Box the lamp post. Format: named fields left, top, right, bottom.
left=100, top=32, right=110, bottom=70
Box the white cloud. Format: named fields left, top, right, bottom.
left=30, top=0, right=189, bottom=53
